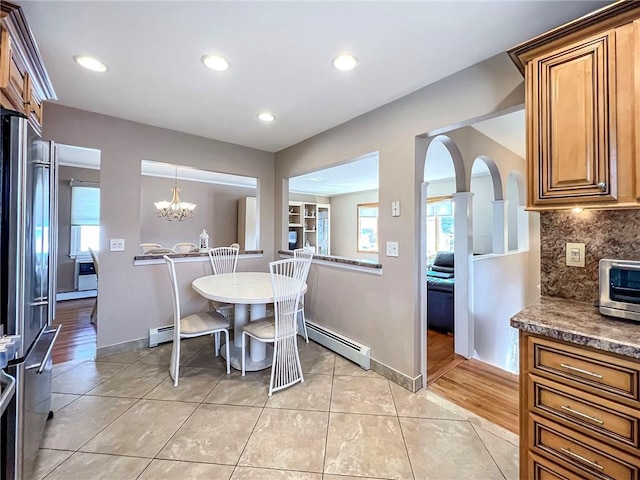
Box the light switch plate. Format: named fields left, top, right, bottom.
left=386, top=241, right=399, bottom=257
left=565, top=242, right=585, bottom=267
left=110, top=239, right=125, bottom=252
left=391, top=201, right=401, bottom=217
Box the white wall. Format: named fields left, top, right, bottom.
left=469, top=174, right=494, bottom=254
left=506, top=174, right=521, bottom=251
left=330, top=190, right=379, bottom=260
left=472, top=252, right=529, bottom=373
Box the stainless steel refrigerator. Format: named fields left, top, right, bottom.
left=1, top=108, right=59, bottom=479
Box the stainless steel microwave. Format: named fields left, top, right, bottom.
left=599, top=259, right=640, bottom=321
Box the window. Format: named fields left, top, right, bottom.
left=70, top=184, right=100, bottom=256
left=357, top=203, right=378, bottom=253
left=426, top=196, right=454, bottom=261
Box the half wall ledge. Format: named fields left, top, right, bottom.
left=278, top=250, right=382, bottom=275
left=134, top=250, right=263, bottom=266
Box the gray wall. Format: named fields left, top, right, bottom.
left=275, top=53, right=525, bottom=378
left=57, top=165, right=101, bottom=293
left=330, top=190, right=378, bottom=260
left=44, top=104, right=275, bottom=350
left=140, top=175, right=256, bottom=250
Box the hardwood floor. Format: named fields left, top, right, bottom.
left=426, top=329, right=464, bottom=385
left=52, top=298, right=96, bottom=364
left=429, top=358, right=519, bottom=434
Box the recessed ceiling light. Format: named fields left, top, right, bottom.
left=201, top=54, right=230, bottom=72
left=257, top=112, right=275, bottom=122
left=73, top=55, right=108, bottom=72
left=332, top=53, right=358, bottom=71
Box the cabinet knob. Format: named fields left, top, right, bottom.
left=597, top=181, right=606, bottom=191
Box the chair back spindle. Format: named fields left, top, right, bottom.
left=208, top=246, right=240, bottom=274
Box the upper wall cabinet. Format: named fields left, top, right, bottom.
left=509, top=2, right=640, bottom=210
left=0, top=1, right=55, bottom=132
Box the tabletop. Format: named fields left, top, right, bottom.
left=192, top=272, right=306, bottom=304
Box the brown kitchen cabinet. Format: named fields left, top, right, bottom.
left=0, top=2, right=55, bottom=132
left=519, top=332, right=640, bottom=479
left=509, top=2, right=640, bottom=210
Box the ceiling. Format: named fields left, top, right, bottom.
left=22, top=1, right=609, bottom=153
left=289, top=152, right=379, bottom=196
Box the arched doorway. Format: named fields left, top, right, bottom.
left=420, top=134, right=472, bottom=386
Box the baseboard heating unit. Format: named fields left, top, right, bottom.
left=306, top=320, right=370, bottom=370
left=149, top=325, right=174, bottom=347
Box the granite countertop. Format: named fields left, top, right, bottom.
left=278, top=250, right=382, bottom=269
left=511, top=296, right=640, bottom=359
left=134, top=250, right=262, bottom=261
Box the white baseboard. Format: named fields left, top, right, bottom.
left=56, top=290, right=97, bottom=301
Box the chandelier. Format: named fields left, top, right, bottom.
left=154, top=167, right=196, bottom=222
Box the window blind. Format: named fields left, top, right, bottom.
left=71, top=186, right=100, bottom=226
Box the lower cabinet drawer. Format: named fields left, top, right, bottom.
left=528, top=451, right=587, bottom=480
left=530, top=413, right=640, bottom=480
left=530, top=374, right=640, bottom=453
left=529, top=336, right=639, bottom=405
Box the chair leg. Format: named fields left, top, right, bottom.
left=90, top=299, right=97, bottom=324
left=241, top=332, right=246, bottom=376
left=170, top=337, right=181, bottom=387
left=214, top=332, right=220, bottom=356
left=268, top=341, right=277, bottom=397
left=294, top=336, right=304, bottom=384
left=300, top=303, right=309, bottom=343
left=224, top=330, right=230, bottom=374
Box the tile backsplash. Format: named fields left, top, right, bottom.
left=540, top=209, right=640, bottom=303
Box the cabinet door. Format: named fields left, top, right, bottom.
left=531, top=29, right=617, bottom=205
left=0, top=26, right=26, bottom=113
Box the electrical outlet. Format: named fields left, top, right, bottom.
left=386, top=241, right=399, bottom=257
left=565, top=242, right=585, bottom=267
left=110, top=239, right=125, bottom=252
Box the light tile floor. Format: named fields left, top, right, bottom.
left=33, top=337, right=519, bottom=480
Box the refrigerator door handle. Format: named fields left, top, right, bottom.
left=29, top=300, right=49, bottom=307
left=25, top=325, right=60, bottom=374
left=0, top=370, right=17, bottom=417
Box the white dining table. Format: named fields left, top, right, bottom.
left=192, top=272, right=306, bottom=371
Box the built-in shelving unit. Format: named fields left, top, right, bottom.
left=289, top=201, right=330, bottom=254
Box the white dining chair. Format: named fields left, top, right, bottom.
left=230, top=242, right=240, bottom=249
left=293, top=247, right=314, bottom=343
left=88, top=248, right=99, bottom=324
left=172, top=242, right=198, bottom=253
left=164, top=256, right=230, bottom=386
left=241, top=257, right=309, bottom=396
left=207, top=246, right=240, bottom=346
left=140, top=242, right=164, bottom=254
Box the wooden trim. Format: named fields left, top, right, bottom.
left=508, top=0, right=640, bottom=75
left=0, top=1, right=55, bottom=100
left=426, top=194, right=453, bottom=203
left=520, top=330, right=531, bottom=477
left=0, top=26, right=9, bottom=89
left=634, top=20, right=640, bottom=200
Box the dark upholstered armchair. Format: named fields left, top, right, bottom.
left=427, top=251, right=454, bottom=333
